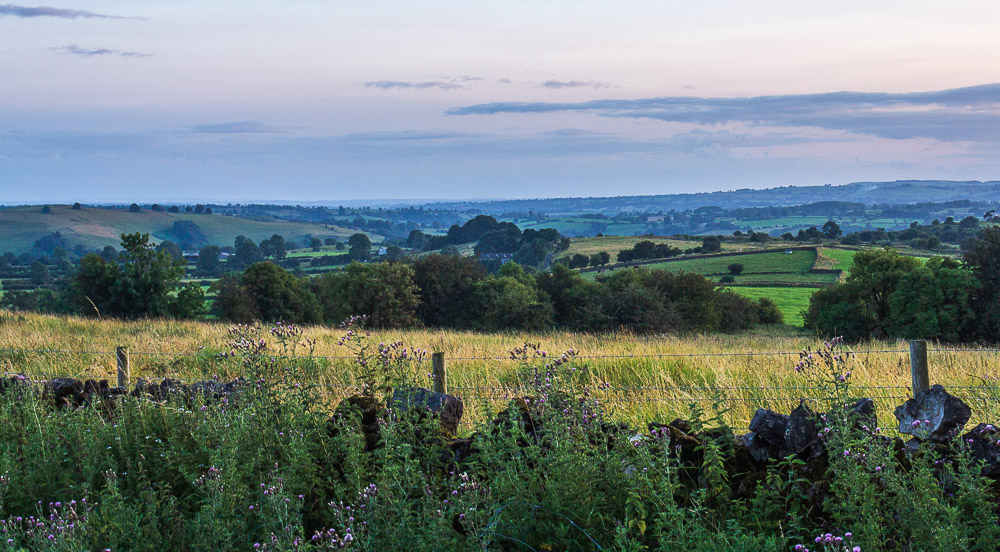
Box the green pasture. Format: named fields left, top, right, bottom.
left=727, top=286, right=814, bottom=326
left=817, top=248, right=858, bottom=271
left=639, top=249, right=817, bottom=275
left=558, top=235, right=774, bottom=262
left=710, top=272, right=837, bottom=284
left=285, top=248, right=348, bottom=258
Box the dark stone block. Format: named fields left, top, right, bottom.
left=392, top=387, right=464, bottom=435
left=785, top=401, right=824, bottom=459
left=749, top=408, right=788, bottom=446
left=895, top=385, right=971, bottom=442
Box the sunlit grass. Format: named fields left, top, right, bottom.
left=727, top=287, right=814, bottom=326
left=1, top=311, right=996, bottom=433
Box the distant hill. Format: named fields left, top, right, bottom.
left=423, top=180, right=1000, bottom=215
left=0, top=205, right=365, bottom=255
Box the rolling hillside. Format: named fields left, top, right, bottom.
left=0, top=205, right=368, bottom=254
left=425, top=180, right=1000, bottom=214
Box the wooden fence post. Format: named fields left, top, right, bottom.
left=432, top=352, right=447, bottom=394
left=116, top=346, right=130, bottom=389
left=909, top=340, right=929, bottom=397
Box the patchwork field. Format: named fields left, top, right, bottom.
left=581, top=249, right=829, bottom=325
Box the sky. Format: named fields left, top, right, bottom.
left=2, top=1, right=1000, bottom=203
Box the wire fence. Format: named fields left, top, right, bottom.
left=2, top=344, right=999, bottom=432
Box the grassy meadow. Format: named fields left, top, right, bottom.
left=3, top=311, right=997, bottom=433
left=637, top=249, right=816, bottom=274
left=727, top=287, right=814, bottom=326
left=815, top=246, right=858, bottom=270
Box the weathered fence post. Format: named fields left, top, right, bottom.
left=432, top=352, right=447, bottom=394
left=116, top=346, right=130, bottom=389
left=909, top=340, right=929, bottom=397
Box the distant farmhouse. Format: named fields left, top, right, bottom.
left=478, top=252, right=513, bottom=264
left=182, top=251, right=230, bottom=262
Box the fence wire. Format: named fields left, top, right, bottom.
left=4, top=346, right=999, bottom=359
left=3, top=345, right=1000, bottom=432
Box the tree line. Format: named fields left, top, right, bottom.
left=210, top=254, right=783, bottom=334
left=805, top=226, right=1000, bottom=342
left=3, top=231, right=783, bottom=335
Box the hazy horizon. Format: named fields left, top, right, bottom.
left=3, top=1, right=1000, bottom=202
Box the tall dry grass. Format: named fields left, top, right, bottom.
left=1, top=310, right=998, bottom=432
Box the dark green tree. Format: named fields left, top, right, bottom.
left=406, top=229, right=427, bottom=249
left=231, top=262, right=321, bottom=324
left=963, top=226, right=1000, bottom=339
left=471, top=263, right=553, bottom=331
left=348, top=233, right=372, bottom=262
left=29, top=262, right=50, bottom=286
left=67, top=254, right=118, bottom=316
left=210, top=274, right=258, bottom=323
left=960, top=216, right=980, bottom=229
left=886, top=258, right=977, bottom=342
left=568, top=253, right=590, bottom=269
left=260, top=234, right=288, bottom=259
left=411, top=254, right=486, bottom=328
left=108, top=233, right=187, bottom=318
left=310, top=262, right=420, bottom=328
left=476, top=226, right=523, bottom=254
left=169, top=282, right=207, bottom=319
left=803, top=285, right=870, bottom=341
left=846, top=247, right=921, bottom=337
left=196, top=245, right=223, bottom=276
left=589, top=251, right=610, bottom=267
left=385, top=245, right=404, bottom=262
left=701, top=236, right=722, bottom=252
left=229, top=238, right=265, bottom=270
left=100, top=246, right=118, bottom=262
left=155, top=240, right=184, bottom=262
left=536, top=263, right=599, bottom=326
